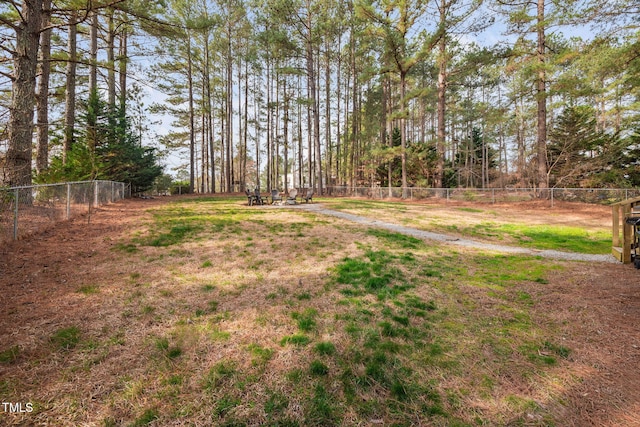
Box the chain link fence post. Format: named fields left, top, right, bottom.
left=94, top=181, right=99, bottom=208
left=13, top=188, right=19, bottom=240
left=66, top=183, right=71, bottom=220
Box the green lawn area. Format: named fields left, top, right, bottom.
left=322, top=198, right=611, bottom=254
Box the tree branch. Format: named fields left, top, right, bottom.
left=0, top=13, right=19, bottom=31
left=0, top=68, right=13, bottom=80
left=0, top=41, right=16, bottom=56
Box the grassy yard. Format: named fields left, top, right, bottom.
left=1, top=196, right=603, bottom=426
left=322, top=198, right=611, bottom=254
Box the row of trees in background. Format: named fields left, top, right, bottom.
left=1, top=0, right=639, bottom=196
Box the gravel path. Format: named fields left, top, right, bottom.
left=299, top=203, right=618, bottom=263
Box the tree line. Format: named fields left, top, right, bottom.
left=1, top=0, right=639, bottom=195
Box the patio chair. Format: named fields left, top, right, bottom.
left=245, top=189, right=256, bottom=206
left=271, top=189, right=282, bottom=204
left=254, top=188, right=266, bottom=205
left=286, top=188, right=298, bottom=205
left=302, top=189, right=314, bottom=203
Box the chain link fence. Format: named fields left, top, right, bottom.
left=3, top=183, right=638, bottom=244
left=325, top=186, right=640, bottom=205
left=0, top=180, right=127, bottom=244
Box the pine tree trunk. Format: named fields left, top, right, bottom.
left=275, top=70, right=280, bottom=191
left=225, top=36, right=232, bottom=192
left=187, top=33, right=195, bottom=193
left=87, top=10, right=98, bottom=153
left=297, top=75, right=303, bottom=188
left=238, top=58, right=244, bottom=192
left=89, top=11, right=98, bottom=94
left=6, top=0, right=43, bottom=187
left=536, top=0, right=548, bottom=193
left=306, top=29, right=321, bottom=192
left=106, top=9, right=116, bottom=112
left=266, top=59, right=272, bottom=191
left=205, top=37, right=216, bottom=193
left=284, top=87, right=290, bottom=193
left=243, top=60, right=249, bottom=192
left=384, top=76, right=392, bottom=196
left=335, top=32, right=342, bottom=188
left=35, top=0, right=51, bottom=174
left=435, top=35, right=447, bottom=189
left=254, top=76, right=261, bottom=189
left=63, top=12, right=77, bottom=162
left=119, top=26, right=128, bottom=114
left=307, top=64, right=313, bottom=189
left=325, top=39, right=331, bottom=191
left=201, top=97, right=206, bottom=193
left=400, top=71, right=408, bottom=198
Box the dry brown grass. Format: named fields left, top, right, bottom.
left=1, top=195, right=639, bottom=426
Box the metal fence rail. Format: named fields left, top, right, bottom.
left=0, top=180, right=126, bottom=243
left=325, top=186, right=640, bottom=205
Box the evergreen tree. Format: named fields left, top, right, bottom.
left=37, top=91, right=163, bottom=192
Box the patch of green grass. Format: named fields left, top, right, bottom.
left=296, top=292, right=312, bottom=300
left=291, top=308, right=318, bottom=332
left=391, top=314, right=410, bottom=326
left=129, top=408, right=158, bottom=426
left=164, top=375, right=183, bottom=386
left=405, top=295, right=437, bottom=312
left=457, top=207, right=484, bottom=213
left=305, top=384, right=339, bottom=426
left=334, top=258, right=372, bottom=287
left=264, top=389, right=289, bottom=415
left=543, top=340, right=571, bottom=359
left=447, top=222, right=610, bottom=254
left=247, top=344, right=274, bottom=366
left=314, top=341, right=336, bottom=356
left=365, top=275, right=391, bottom=291
left=50, top=326, right=81, bottom=350
left=113, top=243, right=139, bottom=253
left=523, top=341, right=571, bottom=365
left=503, top=223, right=610, bottom=253
left=154, top=337, right=182, bottom=360
left=364, top=351, right=390, bottom=384
left=214, top=394, right=240, bottom=417
left=469, top=255, right=553, bottom=287
left=202, top=361, right=237, bottom=390
left=0, top=346, right=20, bottom=364
left=201, top=260, right=213, bottom=268
left=167, top=347, right=183, bottom=359
left=391, top=379, right=410, bottom=400
left=141, top=305, right=155, bottom=315
left=367, top=229, right=422, bottom=248
left=334, top=250, right=407, bottom=300
left=310, top=360, right=329, bottom=376
left=209, top=327, right=231, bottom=342
left=378, top=321, right=400, bottom=337
left=286, top=368, right=305, bottom=383
left=324, top=199, right=408, bottom=212
left=280, top=334, right=311, bottom=347
left=151, top=223, right=203, bottom=246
